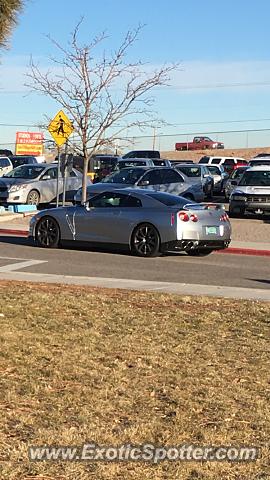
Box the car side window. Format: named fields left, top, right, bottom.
left=122, top=195, right=142, bottom=207
left=44, top=168, right=58, bottom=179
left=161, top=169, right=184, bottom=184
left=90, top=192, right=133, bottom=208
left=68, top=170, right=76, bottom=177
left=139, top=170, right=162, bottom=185
left=224, top=159, right=235, bottom=166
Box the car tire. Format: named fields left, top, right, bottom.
left=26, top=189, right=40, bottom=206
left=131, top=223, right=160, bottom=257
left=229, top=207, right=245, bottom=218
left=206, top=186, right=213, bottom=199
left=186, top=249, right=213, bottom=256
left=35, top=216, right=60, bottom=248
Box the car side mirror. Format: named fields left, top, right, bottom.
left=138, top=180, right=150, bottom=186
left=85, top=200, right=94, bottom=210
left=203, top=173, right=209, bottom=178
left=41, top=174, right=51, bottom=181
left=231, top=180, right=237, bottom=185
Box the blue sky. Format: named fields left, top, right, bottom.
left=1, top=0, right=270, bottom=151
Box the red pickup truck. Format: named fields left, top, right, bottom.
left=175, top=136, right=224, bottom=151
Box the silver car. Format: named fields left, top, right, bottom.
left=229, top=166, right=270, bottom=216
left=224, top=166, right=248, bottom=200
left=174, top=164, right=214, bottom=199
left=30, top=189, right=231, bottom=257
left=74, top=166, right=204, bottom=204
left=206, top=165, right=229, bottom=193
left=0, top=163, right=85, bottom=206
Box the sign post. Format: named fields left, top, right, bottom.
left=48, top=110, right=74, bottom=207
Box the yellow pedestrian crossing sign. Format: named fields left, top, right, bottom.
left=48, top=110, right=74, bottom=146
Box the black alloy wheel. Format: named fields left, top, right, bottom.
left=131, top=223, right=160, bottom=257
left=36, top=216, right=60, bottom=248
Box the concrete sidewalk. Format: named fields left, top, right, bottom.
left=0, top=213, right=269, bottom=255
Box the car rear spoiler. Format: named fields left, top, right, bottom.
left=184, top=203, right=225, bottom=211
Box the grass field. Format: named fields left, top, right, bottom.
left=0, top=282, right=269, bottom=479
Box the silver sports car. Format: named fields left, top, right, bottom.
left=29, top=189, right=231, bottom=257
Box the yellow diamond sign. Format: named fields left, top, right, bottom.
left=48, top=110, right=74, bottom=146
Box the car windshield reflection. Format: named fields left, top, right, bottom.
left=100, top=168, right=145, bottom=184
left=4, top=165, right=45, bottom=179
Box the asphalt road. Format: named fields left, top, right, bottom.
left=0, top=235, right=269, bottom=291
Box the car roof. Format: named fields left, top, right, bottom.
left=118, top=158, right=153, bottom=162
left=246, top=166, right=270, bottom=171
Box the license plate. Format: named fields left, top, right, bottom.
left=206, top=226, right=218, bottom=235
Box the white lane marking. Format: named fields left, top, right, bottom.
left=0, top=258, right=47, bottom=272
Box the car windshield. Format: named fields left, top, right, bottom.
left=4, top=165, right=45, bottom=179
left=249, top=160, right=270, bottom=167
left=239, top=170, right=270, bottom=187
left=100, top=168, right=145, bottom=184
left=177, top=166, right=201, bottom=177
left=118, top=160, right=148, bottom=169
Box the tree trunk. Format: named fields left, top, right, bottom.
left=81, top=156, right=89, bottom=204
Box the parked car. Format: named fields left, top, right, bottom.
left=174, top=163, right=214, bottom=199
left=253, top=153, right=270, bottom=158
left=0, top=163, right=85, bottom=206
left=152, top=159, right=172, bottom=167
left=73, top=166, right=204, bottom=204
left=248, top=158, right=270, bottom=167
left=117, top=158, right=155, bottom=169
left=229, top=166, right=270, bottom=216
left=30, top=189, right=231, bottom=257
left=206, top=165, right=229, bottom=194
left=171, top=159, right=194, bottom=164
left=121, top=150, right=160, bottom=159
left=199, top=156, right=248, bottom=174
left=0, top=157, right=13, bottom=177
left=0, top=149, right=13, bottom=157
left=175, top=136, right=224, bottom=151
left=9, top=155, right=38, bottom=169
left=224, top=166, right=248, bottom=200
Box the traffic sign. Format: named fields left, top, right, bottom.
left=48, top=110, right=74, bottom=146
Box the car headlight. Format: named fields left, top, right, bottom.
left=231, top=194, right=247, bottom=201
left=8, top=184, right=28, bottom=193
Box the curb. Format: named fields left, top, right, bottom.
left=217, top=247, right=270, bottom=257
left=0, top=229, right=269, bottom=256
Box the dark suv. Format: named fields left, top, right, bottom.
left=122, top=150, right=160, bottom=159
left=9, top=155, right=38, bottom=168
left=0, top=149, right=13, bottom=157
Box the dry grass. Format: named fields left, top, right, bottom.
left=0, top=281, right=269, bottom=480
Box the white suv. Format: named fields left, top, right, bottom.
left=199, top=156, right=248, bottom=174
left=0, top=156, right=13, bottom=177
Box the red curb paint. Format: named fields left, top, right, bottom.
left=0, top=229, right=29, bottom=237
left=217, top=247, right=270, bottom=257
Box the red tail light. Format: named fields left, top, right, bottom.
left=178, top=211, right=198, bottom=222
left=178, top=211, right=189, bottom=222
left=190, top=213, right=198, bottom=222
left=220, top=213, right=229, bottom=222
left=170, top=213, right=175, bottom=226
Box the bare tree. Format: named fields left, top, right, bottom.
left=0, top=0, right=24, bottom=48
left=26, top=21, right=177, bottom=203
